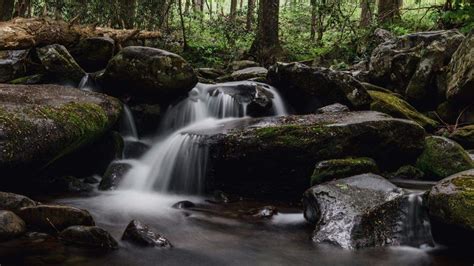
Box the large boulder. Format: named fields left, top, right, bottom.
left=267, top=62, right=372, bottom=114
left=100, top=46, right=198, bottom=103
left=36, top=44, right=86, bottom=85
left=122, top=220, right=172, bottom=248
left=228, top=67, right=268, bottom=81
left=310, top=157, right=379, bottom=185
left=369, top=30, right=465, bottom=107
left=303, top=174, right=406, bottom=249
left=0, top=50, right=29, bottom=82
left=368, top=90, right=439, bottom=130
left=449, top=125, right=474, bottom=149
left=69, top=37, right=115, bottom=72
left=59, top=225, right=118, bottom=250
left=194, top=111, right=425, bottom=199
left=18, top=205, right=95, bottom=232
left=0, top=210, right=26, bottom=241
left=0, top=84, right=122, bottom=180
left=99, top=161, right=132, bottom=190
left=446, top=33, right=473, bottom=104
left=0, top=192, right=36, bottom=212
left=416, top=136, right=473, bottom=180
left=426, top=169, right=474, bottom=247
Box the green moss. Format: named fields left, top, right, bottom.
left=368, top=90, right=439, bottom=130
left=450, top=125, right=474, bottom=149
left=254, top=125, right=333, bottom=147
left=310, top=157, right=379, bottom=185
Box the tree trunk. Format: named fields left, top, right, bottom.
left=378, top=0, right=402, bottom=23
left=13, top=0, right=31, bottom=17
left=360, top=0, right=373, bottom=26
left=178, top=0, right=189, bottom=51
left=246, top=0, right=255, bottom=31
left=230, top=0, right=238, bottom=23
left=310, top=0, right=316, bottom=41
left=0, top=0, right=15, bottom=21
left=117, top=0, right=136, bottom=29
left=249, top=0, right=281, bottom=65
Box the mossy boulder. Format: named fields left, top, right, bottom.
left=267, top=62, right=372, bottom=114
left=368, top=90, right=439, bottom=130
left=193, top=111, right=425, bottom=199
left=446, top=33, right=474, bottom=105
left=0, top=50, right=29, bottom=82
left=228, top=67, right=268, bottom=81
left=436, top=101, right=474, bottom=125
left=0, top=192, right=36, bottom=213
left=416, top=136, right=474, bottom=180
left=449, top=125, right=474, bottom=149
left=426, top=169, right=474, bottom=247
left=69, top=37, right=115, bottom=72
left=0, top=84, right=122, bottom=180
left=59, top=225, right=118, bottom=250
left=390, top=165, right=425, bottom=180
left=100, top=46, right=198, bottom=104
left=36, top=44, right=86, bottom=85
left=310, top=157, right=379, bottom=185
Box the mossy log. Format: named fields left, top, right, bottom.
left=0, top=17, right=161, bottom=50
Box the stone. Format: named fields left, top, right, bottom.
left=310, top=157, right=379, bottom=185
left=122, top=220, right=172, bottom=247
left=69, top=37, right=115, bottom=72
left=99, top=161, right=132, bottom=190
left=36, top=44, right=86, bottom=85
left=390, top=165, right=425, bottom=180
left=0, top=210, right=26, bottom=240
left=172, top=201, right=195, bottom=209
left=229, top=67, right=268, bottom=81
left=197, top=68, right=225, bottom=80
left=449, top=125, right=474, bottom=149
left=230, top=60, right=259, bottom=71
left=0, top=49, right=29, bottom=82
left=8, top=74, right=44, bottom=85
left=315, top=103, right=349, bottom=114
left=0, top=192, right=36, bottom=212
left=123, top=140, right=150, bottom=159
left=59, top=225, right=118, bottom=250
left=247, top=206, right=278, bottom=219
left=446, top=33, right=474, bottom=104
left=129, top=103, right=161, bottom=136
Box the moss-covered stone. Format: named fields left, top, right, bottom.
left=416, top=136, right=474, bottom=180
left=36, top=44, right=86, bottom=85
left=310, top=157, right=379, bottom=185
left=449, top=125, right=474, bottom=149
left=368, top=90, right=439, bottom=130
left=446, top=32, right=474, bottom=104
left=427, top=169, right=474, bottom=246
left=390, top=165, right=424, bottom=180
left=0, top=84, right=122, bottom=179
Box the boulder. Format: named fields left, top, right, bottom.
left=368, top=90, right=438, bottom=130
left=122, top=220, right=172, bottom=247
left=247, top=206, right=278, bottom=219
left=315, top=103, right=349, bottom=114
left=100, top=46, right=198, bottom=103
left=99, top=161, right=132, bottom=190
left=369, top=30, right=465, bottom=104
left=196, top=68, right=225, bottom=80
left=426, top=169, right=474, bottom=247
left=129, top=103, right=161, bottom=136
left=8, top=74, right=44, bottom=85
left=123, top=140, right=150, bottom=159
left=390, top=165, right=425, bottom=180
left=59, top=225, right=118, bottom=250
left=230, top=60, right=259, bottom=71
left=194, top=111, right=425, bottom=199
left=229, top=67, right=268, bottom=81
left=0, top=49, right=29, bottom=82
left=0, top=192, right=36, bottom=212
left=36, top=44, right=86, bottom=85
left=303, top=174, right=405, bottom=249
left=436, top=101, right=474, bottom=125
left=18, top=205, right=95, bottom=232
left=0, top=84, right=122, bottom=180
left=416, top=136, right=473, bottom=180
left=449, top=125, right=474, bottom=149
left=268, top=62, right=372, bottom=113
left=69, top=37, right=115, bottom=72
left=0, top=210, right=26, bottom=240
left=446, top=33, right=473, bottom=104
left=310, top=157, right=379, bottom=185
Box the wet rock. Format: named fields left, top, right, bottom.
left=122, top=220, right=172, bottom=247
left=229, top=67, right=268, bottom=81
left=197, top=68, right=225, bottom=80
left=8, top=74, right=45, bottom=85
left=0, top=49, right=29, bottom=82
left=123, top=140, right=150, bottom=159
left=0, top=84, right=122, bottom=182
left=267, top=62, right=372, bottom=113
left=18, top=205, right=95, bottom=232
left=100, top=46, right=198, bottom=104
left=436, top=101, right=474, bottom=125
left=230, top=60, right=259, bottom=71
left=361, top=82, right=395, bottom=94
left=374, top=28, right=395, bottom=43
left=368, top=90, right=439, bottom=130
left=446, top=33, right=473, bottom=104
left=129, top=103, right=161, bottom=136
left=42, top=176, right=93, bottom=193
left=99, top=161, right=132, bottom=190
left=172, top=201, right=195, bottom=209
left=84, top=175, right=100, bottom=184
left=247, top=206, right=278, bottom=219
left=60, top=225, right=118, bottom=250
left=212, top=190, right=233, bottom=204
left=0, top=192, right=36, bottom=212
left=449, top=125, right=474, bottom=149
left=69, top=37, right=115, bottom=72
left=315, top=103, right=349, bottom=114
left=303, top=174, right=405, bottom=249
left=416, top=136, right=473, bottom=180
left=36, top=44, right=86, bottom=85
left=426, top=169, right=474, bottom=247
left=194, top=111, right=425, bottom=199
left=390, top=165, right=425, bottom=180
left=310, top=157, right=379, bottom=185
left=0, top=211, right=26, bottom=240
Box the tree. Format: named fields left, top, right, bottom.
left=378, top=0, right=402, bottom=23
left=230, top=0, right=238, bottom=23
left=360, top=0, right=374, bottom=26
left=117, top=0, right=137, bottom=29
left=0, top=0, right=15, bottom=21
left=246, top=0, right=255, bottom=31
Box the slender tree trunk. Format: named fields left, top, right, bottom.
left=246, top=0, right=255, bottom=31
left=178, top=0, right=189, bottom=51
left=118, top=0, right=136, bottom=29
left=378, top=0, right=402, bottom=23
left=0, top=0, right=15, bottom=21
left=184, top=0, right=191, bottom=15
left=13, top=0, right=31, bottom=17
left=360, top=0, right=373, bottom=26
left=249, top=0, right=281, bottom=65
left=230, top=0, right=238, bottom=23
left=310, top=0, right=316, bottom=41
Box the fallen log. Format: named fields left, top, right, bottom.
left=0, top=17, right=162, bottom=50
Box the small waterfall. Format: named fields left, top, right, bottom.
left=121, top=104, right=139, bottom=140
left=120, top=82, right=287, bottom=194
left=399, top=191, right=433, bottom=247
left=78, top=74, right=94, bottom=91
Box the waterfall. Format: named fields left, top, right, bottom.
left=78, top=74, right=93, bottom=91
left=120, top=82, right=288, bottom=194
left=399, top=191, right=433, bottom=248
left=121, top=104, right=139, bottom=140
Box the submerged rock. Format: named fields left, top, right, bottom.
left=0, top=49, right=29, bottom=82
left=36, top=44, right=86, bottom=85
left=0, top=210, right=26, bottom=241
left=446, top=33, right=473, bottom=104
left=426, top=169, right=474, bottom=247
left=60, top=225, right=118, bottom=250
left=69, top=37, right=115, bottom=72
left=315, top=103, right=349, bottom=114
left=18, top=205, right=95, bottom=232
left=368, top=90, right=438, bottom=130
left=122, top=220, right=172, bottom=248
left=0, top=192, right=36, bottom=212
left=247, top=206, right=278, bottom=219
left=303, top=174, right=405, bottom=249
left=194, top=111, right=425, bottom=199
left=310, top=157, right=379, bottom=185
left=172, top=201, right=195, bottom=209
left=416, top=136, right=473, bottom=180
left=100, top=46, right=198, bottom=103
left=99, top=161, right=132, bottom=190
left=0, top=84, right=122, bottom=181
left=268, top=62, right=372, bottom=113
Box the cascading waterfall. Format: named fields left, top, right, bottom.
left=121, top=104, right=139, bottom=140
left=120, top=82, right=288, bottom=194
left=401, top=192, right=433, bottom=247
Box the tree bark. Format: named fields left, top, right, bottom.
left=360, top=0, right=373, bottom=26
left=378, top=0, right=402, bottom=23
left=249, top=0, right=281, bottom=65
left=230, top=0, right=238, bottom=23
left=178, top=0, right=189, bottom=51
left=0, top=0, right=15, bottom=21
left=246, top=0, right=255, bottom=31
left=117, top=0, right=136, bottom=29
